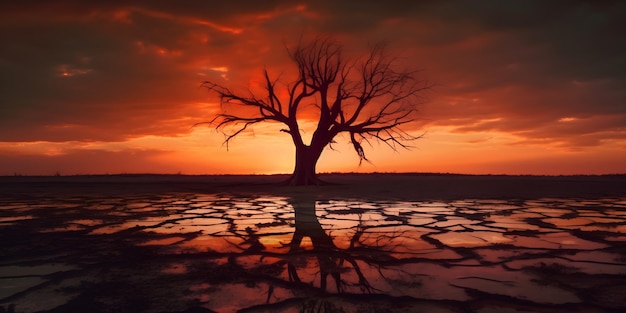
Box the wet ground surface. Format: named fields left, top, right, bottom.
left=1, top=192, right=626, bottom=312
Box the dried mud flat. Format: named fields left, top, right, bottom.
left=1, top=174, right=626, bottom=313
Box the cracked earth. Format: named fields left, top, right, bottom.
left=1, top=191, right=626, bottom=312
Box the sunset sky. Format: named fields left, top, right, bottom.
left=1, top=0, right=625, bottom=175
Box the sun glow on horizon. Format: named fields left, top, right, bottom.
left=2, top=121, right=625, bottom=176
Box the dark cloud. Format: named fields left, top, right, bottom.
left=0, top=0, right=624, bottom=174
left=0, top=149, right=174, bottom=176
left=0, top=2, right=232, bottom=141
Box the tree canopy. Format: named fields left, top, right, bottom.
left=200, top=38, right=430, bottom=185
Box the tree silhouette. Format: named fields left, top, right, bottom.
left=201, top=38, right=430, bottom=185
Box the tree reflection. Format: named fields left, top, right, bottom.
left=284, top=195, right=375, bottom=294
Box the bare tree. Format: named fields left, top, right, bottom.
left=200, top=38, right=430, bottom=185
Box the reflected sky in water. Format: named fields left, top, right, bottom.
left=1, top=194, right=626, bottom=312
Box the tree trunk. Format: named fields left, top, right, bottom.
left=286, top=144, right=324, bottom=186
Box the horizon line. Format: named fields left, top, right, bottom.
left=2, top=171, right=625, bottom=178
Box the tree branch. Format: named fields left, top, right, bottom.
left=198, top=38, right=431, bottom=169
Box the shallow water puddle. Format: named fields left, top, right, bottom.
left=0, top=215, right=33, bottom=224
left=429, top=231, right=514, bottom=247
left=1, top=195, right=626, bottom=312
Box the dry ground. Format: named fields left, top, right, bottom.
left=2, top=173, right=626, bottom=312
left=1, top=173, right=625, bottom=200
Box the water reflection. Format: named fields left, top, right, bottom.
left=1, top=194, right=626, bottom=312
left=286, top=195, right=377, bottom=294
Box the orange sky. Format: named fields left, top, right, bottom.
left=1, top=1, right=625, bottom=175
